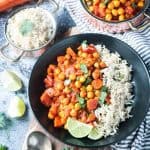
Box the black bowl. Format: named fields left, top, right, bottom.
left=29, top=34, right=150, bottom=148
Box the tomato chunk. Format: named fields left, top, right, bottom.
left=40, top=91, right=52, bottom=107
left=87, top=98, right=98, bottom=111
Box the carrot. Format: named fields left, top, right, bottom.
left=66, top=47, right=76, bottom=58
left=57, top=56, right=65, bottom=64
left=47, top=64, right=55, bottom=74
left=99, top=61, right=107, bottom=68
left=48, top=111, right=55, bottom=119
left=49, top=104, right=58, bottom=116
left=54, top=116, right=64, bottom=127
left=92, top=79, right=103, bottom=90
left=0, top=0, right=30, bottom=12
left=87, top=113, right=96, bottom=123
left=87, top=99, right=98, bottom=111
left=44, top=76, right=53, bottom=88
left=40, top=91, right=52, bottom=107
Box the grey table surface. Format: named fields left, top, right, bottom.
left=0, top=2, right=75, bottom=150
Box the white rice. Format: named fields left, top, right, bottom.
left=7, top=8, right=54, bottom=50
left=94, top=45, right=133, bottom=138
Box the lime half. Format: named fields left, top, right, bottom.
left=0, top=70, right=22, bottom=92
left=88, top=127, right=104, bottom=140
left=66, top=118, right=93, bottom=138
left=8, top=96, right=26, bottom=118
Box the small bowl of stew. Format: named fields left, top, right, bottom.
left=81, top=0, right=150, bottom=33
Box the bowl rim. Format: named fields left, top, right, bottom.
left=28, top=33, right=150, bottom=148
left=5, top=6, right=57, bottom=52
left=80, top=0, right=149, bottom=24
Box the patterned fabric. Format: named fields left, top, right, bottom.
left=64, top=1, right=150, bottom=150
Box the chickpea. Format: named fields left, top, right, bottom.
left=75, top=103, right=81, bottom=111
left=59, top=111, right=65, bottom=118
left=86, top=85, right=93, bottom=92
left=120, top=0, right=126, bottom=4
left=68, top=103, right=74, bottom=109
left=70, top=109, right=77, bottom=117
left=87, top=91, right=94, bottom=99
left=69, top=74, right=76, bottom=80
left=118, top=8, right=124, bottom=15
left=56, top=82, right=64, bottom=90
left=82, top=52, right=88, bottom=58
left=63, top=87, right=71, bottom=94
left=75, top=63, right=80, bottom=69
left=95, top=90, right=100, bottom=96
left=64, top=60, right=69, bottom=66
left=99, top=2, right=106, bottom=9
left=113, top=0, right=120, bottom=8
left=108, top=2, right=114, bottom=10
left=79, top=76, right=86, bottom=83
left=62, top=98, right=70, bottom=105
left=78, top=51, right=82, bottom=56
left=105, top=13, right=112, bottom=21
left=106, top=8, right=111, bottom=14
left=80, top=91, right=87, bottom=98
left=65, top=54, right=71, bottom=60
left=94, top=62, right=99, bottom=68
left=54, top=68, right=61, bottom=75
left=58, top=72, right=65, bottom=80
left=138, top=1, right=144, bottom=8
left=75, top=81, right=82, bottom=88
left=125, top=1, right=131, bottom=6
left=119, top=14, right=125, bottom=21
left=112, top=9, right=118, bottom=16
left=89, top=6, right=94, bottom=12
left=93, top=0, right=99, bottom=5
left=80, top=86, right=86, bottom=91
left=92, top=69, right=100, bottom=79
left=93, top=52, right=99, bottom=58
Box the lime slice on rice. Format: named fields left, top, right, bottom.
left=0, top=70, right=22, bottom=92
left=66, top=117, right=93, bottom=138
left=8, top=96, right=26, bottom=118
left=88, top=127, right=104, bottom=140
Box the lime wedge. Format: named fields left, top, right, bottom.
left=66, top=118, right=93, bottom=138
left=0, top=70, right=22, bottom=92
left=88, top=127, right=104, bottom=140
left=8, top=96, right=26, bottom=118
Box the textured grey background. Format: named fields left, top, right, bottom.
left=0, top=2, right=75, bottom=150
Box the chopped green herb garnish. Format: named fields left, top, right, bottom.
left=104, top=0, right=110, bottom=5
left=81, top=40, right=88, bottom=49
left=80, top=64, right=88, bottom=74
left=19, top=19, right=34, bottom=36
left=132, top=2, right=137, bottom=8
left=118, top=72, right=124, bottom=80
left=99, top=86, right=108, bottom=104
left=99, top=92, right=107, bottom=104
left=0, top=113, right=11, bottom=129
left=81, top=40, right=88, bottom=45
left=84, top=77, right=92, bottom=86
left=101, top=86, right=108, bottom=92
left=63, top=147, right=74, bottom=150
left=76, top=94, right=86, bottom=108
left=0, top=144, right=8, bottom=150
left=0, top=113, right=7, bottom=129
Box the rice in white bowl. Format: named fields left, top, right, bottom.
left=94, top=45, right=133, bottom=138
left=6, top=8, right=55, bottom=50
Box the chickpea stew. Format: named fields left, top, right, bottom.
left=40, top=41, right=110, bottom=128
left=83, top=0, right=145, bottom=22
